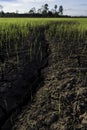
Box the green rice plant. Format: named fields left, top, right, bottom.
left=14, top=42, right=19, bottom=67
left=0, top=18, right=87, bottom=76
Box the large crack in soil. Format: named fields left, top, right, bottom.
left=0, top=28, right=49, bottom=130
left=0, top=26, right=87, bottom=130
left=12, top=37, right=87, bottom=130
left=0, top=55, right=49, bottom=129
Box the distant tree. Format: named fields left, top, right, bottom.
left=54, top=4, right=57, bottom=13
left=59, top=5, right=63, bottom=15
left=48, top=11, right=53, bottom=17
left=16, top=10, right=19, bottom=14
left=44, top=4, right=49, bottom=11
left=0, top=5, right=4, bottom=17
left=51, top=9, right=55, bottom=14
left=0, top=5, right=3, bottom=11
left=42, top=4, right=49, bottom=14
left=29, top=7, right=36, bottom=14
left=37, top=8, right=42, bottom=14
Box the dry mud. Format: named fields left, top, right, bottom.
left=0, top=31, right=87, bottom=129
left=12, top=38, right=87, bottom=130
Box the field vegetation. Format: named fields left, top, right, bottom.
left=0, top=18, right=87, bottom=71
left=0, top=18, right=87, bottom=60
left=0, top=18, right=87, bottom=130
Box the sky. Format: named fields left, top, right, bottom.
left=0, top=0, right=87, bottom=16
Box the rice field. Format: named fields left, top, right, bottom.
left=0, top=18, right=86, bottom=66
left=0, top=18, right=87, bottom=129
left=0, top=18, right=87, bottom=71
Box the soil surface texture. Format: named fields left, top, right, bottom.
left=11, top=38, right=87, bottom=130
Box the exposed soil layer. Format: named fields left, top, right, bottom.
left=0, top=27, right=48, bottom=129
left=12, top=37, right=87, bottom=130
left=0, top=25, right=87, bottom=130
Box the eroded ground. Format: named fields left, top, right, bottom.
left=12, top=38, right=87, bottom=130
left=0, top=24, right=87, bottom=130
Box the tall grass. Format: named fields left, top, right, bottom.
left=0, top=18, right=87, bottom=70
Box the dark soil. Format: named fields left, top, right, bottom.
left=11, top=38, right=87, bottom=130
left=0, top=27, right=87, bottom=130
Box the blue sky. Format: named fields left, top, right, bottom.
left=0, top=0, right=87, bottom=16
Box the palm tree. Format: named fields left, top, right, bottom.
left=29, top=7, right=36, bottom=14
left=54, top=5, right=57, bottom=13
left=42, top=3, right=49, bottom=14
left=59, top=5, right=63, bottom=15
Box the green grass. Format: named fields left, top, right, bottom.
left=0, top=18, right=87, bottom=67
left=0, top=18, right=87, bottom=27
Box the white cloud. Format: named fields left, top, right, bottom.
left=0, top=0, right=87, bottom=15
left=0, top=0, right=55, bottom=13
left=18, top=0, right=52, bottom=2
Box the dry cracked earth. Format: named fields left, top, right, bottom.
left=0, top=37, right=87, bottom=130
left=12, top=39, right=87, bottom=130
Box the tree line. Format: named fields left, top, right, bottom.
left=29, top=4, right=63, bottom=16
left=0, top=3, right=71, bottom=17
